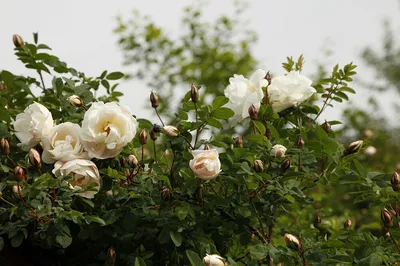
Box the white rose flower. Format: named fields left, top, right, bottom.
left=53, top=159, right=101, bottom=199
left=203, top=254, right=227, bottom=266
left=271, top=144, right=287, bottom=158
left=13, top=102, right=54, bottom=151
left=189, top=149, right=221, bottom=180
left=268, top=71, right=316, bottom=112
left=80, top=102, right=138, bottom=159
left=224, top=69, right=267, bottom=121
left=42, top=122, right=88, bottom=164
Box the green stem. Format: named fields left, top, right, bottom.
left=38, top=70, right=46, bottom=90
left=0, top=196, right=16, bottom=207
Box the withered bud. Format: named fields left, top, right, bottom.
left=150, top=91, right=159, bottom=108
left=322, top=120, right=332, bottom=133
left=190, top=83, right=199, bottom=103
left=139, top=129, right=148, bottom=145
left=14, top=166, right=25, bottom=181
left=13, top=185, right=23, bottom=198
left=12, top=34, right=24, bottom=48
left=119, top=157, right=127, bottom=168
left=344, top=218, right=352, bottom=229
left=313, top=213, right=322, bottom=229
left=381, top=208, right=393, bottom=228
left=265, top=71, right=272, bottom=86
left=29, top=148, right=42, bottom=168
left=0, top=138, right=10, bottom=155
left=248, top=104, right=258, bottom=120
left=254, top=160, right=264, bottom=173
left=344, top=140, right=363, bottom=156
left=128, top=154, right=138, bottom=168
left=297, top=136, right=305, bottom=150
left=381, top=226, right=390, bottom=238
left=284, top=234, right=302, bottom=250
left=391, top=172, right=400, bottom=191
left=68, top=95, right=83, bottom=107
left=162, top=125, right=179, bottom=137
left=235, top=136, right=243, bottom=148
left=281, top=157, right=292, bottom=173
left=152, top=124, right=163, bottom=133
left=150, top=128, right=158, bottom=141
left=107, top=247, right=117, bottom=265
left=161, top=188, right=170, bottom=200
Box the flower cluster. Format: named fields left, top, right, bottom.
left=13, top=101, right=138, bottom=198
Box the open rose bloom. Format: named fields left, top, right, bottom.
left=189, top=149, right=221, bottom=180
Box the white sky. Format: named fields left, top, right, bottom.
left=2, top=0, right=400, bottom=122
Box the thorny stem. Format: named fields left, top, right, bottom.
left=155, top=108, right=165, bottom=127
left=389, top=229, right=400, bottom=253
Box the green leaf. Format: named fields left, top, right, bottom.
left=106, top=72, right=124, bottom=80
left=0, top=237, right=3, bottom=251
left=56, top=233, right=72, bottom=248
left=10, top=232, right=24, bottom=248
left=170, top=231, right=182, bottom=247
left=252, top=121, right=266, bottom=135
left=206, top=117, right=223, bottom=129
left=213, top=107, right=234, bottom=119
left=211, top=96, right=229, bottom=109
left=101, top=79, right=110, bottom=90
left=250, top=244, right=268, bottom=259
left=80, top=198, right=95, bottom=208
left=186, top=250, right=203, bottom=266
left=85, top=215, right=106, bottom=226
left=134, top=257, right=146, bottom=266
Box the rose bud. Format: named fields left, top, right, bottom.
left=284, top=233, right=302, bottom=250
left=68, top=95, right=83, bottom=107
left=235, top=136, right=243, bottom=148
left=391, top=172, right=400, bottom=191
left=202, top=254, right=227, bottom=266
left=265, top=71, right=272, bottom=86
left=248, top=104, right=258, bottom=120
left=254, top=160, right=264, bottom=173
left=313, top=213, right=322, bottom=229
left=139, top=129, right=148, bottom=145
left=344, top=140, right=363, bottom=156
left=29, top=148, right=42, bottom=168
left=161, top=188, right=170, bottom=200
left=344, top=218, right=352, bottom=229
left=162, top=125, right=179, bottom=137
left=0, top=82, right=7, bottom=91
left=364, top=146, right=377, bottom=156
left=150, top=91, right=159, bottom=108
left=271, top=144, right=287, bottom=158
left=120, top=157, right=127, bottom=168
left=281, top=157, right=292, bottom=173
left=107, top=247, right=117, bottom=265
left=191, top=83, right=199, bottom=103
left=189, top=149, right=221, bottom=180
left=0, top=138, right=10, bottom=155
left=128, top=154, right=139, bottom=168
left=150, top=128, right=158, bottom=141
left=12, top=34, right=24, bottom=48
left=322, top=120, right=332, bottom=133
left=13, top=185, right=23, bottom=198
left=297, top=136, right=305, bottom=150
left=14, top=166, right=26, bottom=181
left=106, top=190, right=114, bottom=197
left=381, top=208, right=393, bottom=228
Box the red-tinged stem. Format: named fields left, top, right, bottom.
left=390, top=230, right=400, bottom=253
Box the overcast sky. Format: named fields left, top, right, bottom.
left=2, top=0, right=400, bottom=122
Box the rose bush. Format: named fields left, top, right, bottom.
left=0, top=34, right=399, bottom=266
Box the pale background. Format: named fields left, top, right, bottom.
left=2, top=0, right=400, bottom=122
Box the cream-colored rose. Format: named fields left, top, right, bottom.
left=268, top=71, right=316, bottom=112
left=80, top=102, right=138, bottom=159
left=224, top=69, right=267, bottom=121
left=189, top=149, right=221, bottom=180
left=42, top=122, right=88, bottom=164
left=13, top=102, right=54, bottom=151
left=203, top=254, right=227, bottom=266
left=271, top=144, right=287, bottom=158
left=53, top=159, right=101, bottom=199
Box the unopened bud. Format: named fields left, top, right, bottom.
left=344, top=140, right=363, bottom=156
left=13, top=185, right=23, bottom=198
left=235, top=136, right=243, bottom=148
left=119, top=157, right=127, bottom=168
left=271, top=144, right=287, bottom=158
left=68, top=95, right=83, bottom=107
left=139, top=129, right=148, bottom=145
left=162, top=125, right=179, bottom=137
left=161, top=188, right=170, bottom=200
left=29, top=148, right=42, bottom=168
left=150, top=127, right=158, bottom=141
left=344, top=218, right=352, bottom=229
left=313, top=213, right=322, bottom=229
left=322, top=120, right=332, bottom=133
left=284, top=234, right=302, bottom=250
left=106, top=190, right=114, bottom=197
left=364, top=129, right=373, bottom=138
left=248, top=104, right=258, bottom=120
left=0, top=138, right=10, bottom=155
left=297, top=136, right=305, bottom=150
left=14, top=166, right=25, bottom=181
left=128, top=154, right=138, bottom=168
left=190, top=83, right=199, bottom=103
left=12, top=34, right=24, bottom=48
left=265, top=127, right=271, bottom=140
left=391, top=172, right=400, bottom=191
left=281, top=157, right=292, bottom=173
left=203, top=254, right=227, bottom=266
left=107, top=247, right=117, bottom=265
left=381, top=208, right=393, bottom=228
left=0, top=82, right=7, bottom=91
left=152, top=124, right=163, bottom=133
left=254, top=160, right=264, bottom=173
left=265, top=71, right=272, bottom=85
left=150, top=91, right=159, bottom=108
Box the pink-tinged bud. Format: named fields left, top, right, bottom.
left=150, top=91, right=159, bottom=109
left=271, top=144, right=287, bottom=158
left=12, top=34, right=24, bottom=48
left=128, top=154, right=138, bottom=168
left=363, top=129, right=373, bottom=138
left=322, top=120, right=332, bottom=133
left=381, top=208, right=393, bottom=228
left=248, top=104, right=258, bottom=120
left=14, top=166, right=25, bottom=181
left=281, top=157, right=292, bottom=173
left=297, top=136, right=305, bottom=150
left=391, top=172, right=400, bottom=192
left=313, top=213, right=322, bottom=229
left=284, top=233, right=302, bottom=250
left=162, top=125, right=179, bottom=137
left=29, top=148, right=42, bottom=168
left=190, top=83, right=199, bottom=103
left=0, top=138, right=10, bottom=155
left=107, top=247, right=116, bottom=265
left=68, top=95, right=83, bottom=107
left=254, top=160, right=264, bottom=173
left=344, top=140, right=363, bottom=156
left=13, top=185, right=23, bottom=198
left=0, top=82, right=7, bottom=91
left=344, top=218, right=352, bottom=229
left=235, top=136, right=243, bottom=148
left=161, top=188, right=170, bottom=200
left=139, top=129, right=148, bottom=145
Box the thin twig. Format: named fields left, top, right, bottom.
left=0, top=196, right=16, bottom=207
left=153, top=141, right=157, bottom=163
left=155, top=108, right=165, bottom=126
left=7, top=155, right=16, bottom=166
left=194, top=103, right=200, bottom=148
left=38, top=71, right=46, bottom=90
left=390, top=229, right=400, bottom=253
